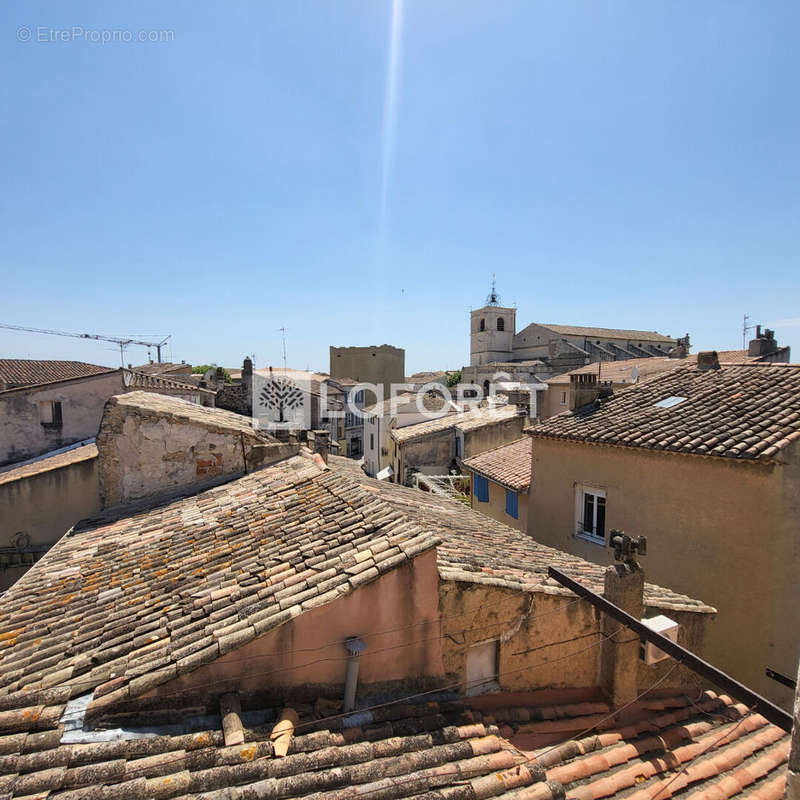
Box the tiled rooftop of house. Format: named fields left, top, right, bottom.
left=0, top=359, right=115, bottom=389
left=0, top=683, right=787, bottom=800
left=107, top=390, right=267, bottom=438
left=530, top=362, right=800, bottom=461
left=462, top=437, right=532, bottom=491
left=391, top=405, right=520, bottom=444
left=0, top=442, right=97, bottom=486
left=124, top=369, right=216, bottom=397
left=536, top=324, right=676, bottom=343
left=329, top=456, right=714, bottom=614
left=131, top=361, right=190, bottom=375
left=0, top=453, right=437, bottom=710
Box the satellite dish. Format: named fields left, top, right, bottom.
left=631, top=367, right=640, bottom=383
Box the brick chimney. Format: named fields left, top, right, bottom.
left=748, top=326, right=779, bottom=358
left=696, top=351, right=720, bottom=371
left=242, top=357, right=253, bottom=395
left=311, top=429, right=329, bottom=464
left=569, top=373, right=601, bottom=411
left=507, top=389, right=534, bottom=418
left=669, top=334, right=690, bottom=359
left=600, top=562, right=644, bottom=708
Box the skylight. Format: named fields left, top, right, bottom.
left=654, top=396, right=688, bottom=409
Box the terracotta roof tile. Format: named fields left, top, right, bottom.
left=463, top=437, right=532, bottom=491
left=0, top=360, right=114, bottom=389
left=328, top=456, right=714, bottom=614
left=531, top=363, right=800, bottom=461
left=537, top=324, right=676, bottom=344
left=0, top=443, right=98, bottom=486
left=391, top=406, right=520, bottom=444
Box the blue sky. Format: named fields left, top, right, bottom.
left=1, top=1, right=798, bottom=374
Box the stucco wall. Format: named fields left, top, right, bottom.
left=528, top=437, right=795, bottom=706
left=0, top=453, right=100, bottom=592
left=470, top=474, right=528, bottom=532
left=0, top=371, right=123, bottom=465
left=145, top=548, right=443, bottom=703
left=463, top=415, right=525, bottom=458
left=439, top=581, right=704, bottom=694
left=329, top=346, right=405, bottom=403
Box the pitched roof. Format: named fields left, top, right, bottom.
left=462, top=437, right=532, bottom=491
left=0, top=454, right=438, bottom=712
left=0, top=359, right=114, bottom=388
left=131, top=361, right=190, bottom=375
left=125, top=369, right=216, bottom=396
left=537, top=324, right=676, bottom=343
left=391, top=405, right=520, bottom=444
left=0, top=442, right=97, bottom=486
left=0, top=685, right=786, bottom=800
left=329, top=456, right=714, bottom=614
left=531, top=363, right=800, bottom=461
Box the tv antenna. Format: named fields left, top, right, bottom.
left=277, top=327, right=288, bottom=370
left=0, top=322, right=171, bottom=366
left=742, top=314, right=756, bottom=350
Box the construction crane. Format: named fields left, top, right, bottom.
left=0, top=323, right=171, bottom=366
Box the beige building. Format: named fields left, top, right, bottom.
left=389, top=405, right=526, bottom=484
left=329, top=344, right=405, bottom=405
left=462, top=437, right=531, bottom=531
left=0, top=365, right=215, bottom=466
left=0, top=443, right=100, bottom=591
left=528, top=357, right=800, bottom=708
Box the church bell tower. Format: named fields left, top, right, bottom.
left=469, top=277, right=516, bottom=366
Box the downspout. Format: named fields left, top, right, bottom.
left=343, top=636, right=366, bottom=712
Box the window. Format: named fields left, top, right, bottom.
left=505, top=489, right=518, bottom=519
left=654, top=396, right=687, bottom=409
left=560, top=391, right=567, bottom=405
left=370, top=433, right=374, bottom=450
left=455, top=431, right=463, bottom=458
left=479, top=318, right=486, bottom=331
left=474, top=474, right=489, bottom=502
left=497, top=317, right=505, bottom=331
left=355, top=390, right=364, bottom=403
left=576, top=485, right=606, bottom=544
left=465, top=639, right=499, bottom=696
left=39, top=400, right=62, bottom=428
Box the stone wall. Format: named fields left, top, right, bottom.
left=97, top=392, right=296, bottom=507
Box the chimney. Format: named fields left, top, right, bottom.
left=669, top=334, right=690, bottom=359
left=570, top=372, right=601, bottom=411
left=507, top=389, right=533, bottom=418
left=748, top=326, right=779, bottom=358
left=696, top=351, right=720, bottom=371
left=311, top=429, right=330, bottom=464
left=243, top=357, right=253, bottom=395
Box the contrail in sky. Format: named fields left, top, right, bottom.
left=378, top=0, right=404, bottom=237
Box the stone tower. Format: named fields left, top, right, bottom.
left=469, top=280, right=516, bottom=366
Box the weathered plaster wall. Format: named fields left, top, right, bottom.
left=145, top=549, right=443, bottom=702
left=97, top=395, right=295, bottom=507
left=0, top=372, right=123, bottom=465
left=0, top=452, right=100, bottom=591
left=330, top=346, right=405, bottom=404
left=528, top=437, right=793, bottom=706
left=463, top=415, right=525, bottom=458
left=469, top=475, right=528, bottom=532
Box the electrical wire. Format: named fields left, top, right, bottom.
left=647, top=706, right=758, bottom=800
left=5, top=597, right=588, bottom=703
left=55, top=625, right=621, bottom=790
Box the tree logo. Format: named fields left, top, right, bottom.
left=252, top=372, right=310, bottom=430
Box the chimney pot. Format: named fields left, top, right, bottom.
left=696, top=351, right=720, bottom=371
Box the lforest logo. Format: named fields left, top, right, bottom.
left=253, top=373, right=311, bottom=431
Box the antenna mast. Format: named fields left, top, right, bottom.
left=278, top=327, right=288, bottom=370
left=742, top=314, right=755, bottom=350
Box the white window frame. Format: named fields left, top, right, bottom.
left=574, top=484, right=606, bottom=545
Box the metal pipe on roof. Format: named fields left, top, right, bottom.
left=343, top=636, right=366, bottom=712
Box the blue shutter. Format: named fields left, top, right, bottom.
left=505, top=489, right=518, bottom=519
left=474, top=475, right=489, bottom=503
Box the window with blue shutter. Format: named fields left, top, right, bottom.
left=505, top=489, right=518, bottom=519
left=474, top=475, right=489, bottom=503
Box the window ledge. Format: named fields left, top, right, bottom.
left=575, top=532, right=605, bottom=547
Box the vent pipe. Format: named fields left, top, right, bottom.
left=343, top=636, right=366, bottom=712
